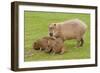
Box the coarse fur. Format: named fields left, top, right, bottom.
left=45, top=37, right=65, bottom=54
left=49, top=19, right=87, bottom=47
left=33, top=36, right=53, bottom=51
left=33, top=36, right=65, bottom=54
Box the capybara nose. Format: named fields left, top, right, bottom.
left=49, top=33, right=53, bottom=36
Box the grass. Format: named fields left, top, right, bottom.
left=24, top=11, right=90, bottom=62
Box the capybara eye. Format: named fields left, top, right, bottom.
left=49, top=33, right=53, bottom=36
left=54, top=24, right=56, bottom=26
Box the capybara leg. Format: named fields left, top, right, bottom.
left=76, top=37, right=84, bottom=47
left=60, top=47, right=65, bottom=54
left=51, top=48, right=56, bottom=55
left=80, top=38, right=84, bottom=47
left=40, top=48, right=42, bottom=51
left=45, top=47, right=52, bottom=53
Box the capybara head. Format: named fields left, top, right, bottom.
left=49, top=23, right=57, bottom=37
left=33, top=37, right=53, bottom=51
left=49, top=23, right=60, bottom=37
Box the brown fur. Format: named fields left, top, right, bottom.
left=45, top=37, right=65, bottom=54
left=33, top=36, right=52, bottom=51
left=33, top=36, right=65, bottom=54
left=49, top=19, right=87, bottom=47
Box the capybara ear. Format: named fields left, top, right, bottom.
left=54, top=23, right=56, bottom=26
left=34, top=42, right=36, bottom=45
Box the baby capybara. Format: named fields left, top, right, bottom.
left=33, top=36, right=55, bottom=51
left=45, top=37, right=65, bottom=54
left=33, top=36, right=65, bottom=54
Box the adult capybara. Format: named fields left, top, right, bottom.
left=48, top=19, right=87, bottom=47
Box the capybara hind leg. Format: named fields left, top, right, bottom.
left=60, top=47, right=65, bottom=54
left=51, top=48, right=56, bottom=55
left=76, top=37, right=82, bottom=47
left=76, top=37, right=84, bottom=47
left=80, top=38, right=84, bottom=47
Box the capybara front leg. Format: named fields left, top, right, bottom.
left=45, top=47, right=52, bottom=53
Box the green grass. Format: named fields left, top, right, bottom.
left=24, top=11, right=90, bottom=62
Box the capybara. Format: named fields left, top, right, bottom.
left=45, top=37, right=65, bottom=54
left=33, top=36, right=65, bottom=54
left=48, top=19, right=87, bottom=47
left=33, top=36, right=53, bottom=51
